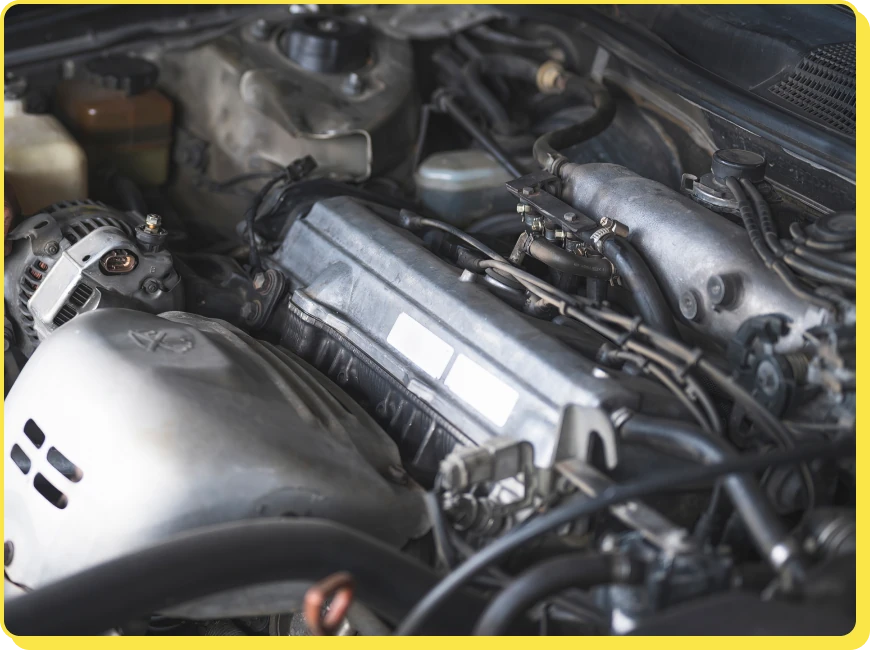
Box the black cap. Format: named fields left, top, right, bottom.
left=280, top=16, right=371, bottom=74
left=711, top=149, right=767, bottom=184
left=85, top=55, right=159, bottom=96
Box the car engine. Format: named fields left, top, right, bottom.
left=3, top=4, right=856, bottom=636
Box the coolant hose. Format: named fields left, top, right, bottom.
left=4, top=518, right=487, bottom=636
left=527, top=237, right=612, bottom=279
left=596, top=236, right=679, bottom=338
left=533, top=76, right=616, bottom=169
left=619, top=414, right=805, bottom=578
left=473, top=552, right=642, bottom=635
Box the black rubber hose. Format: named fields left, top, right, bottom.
left=468, top=24, right=554, bottom=50
left=527, top=237, right=612, bottom=279
left=467, top=212, right=524, bottom=236
left=473, top=553, right=642, bottom=635
left=532, top=76, right=616, bottom=169
left=740, top=179, right=853, bottom=289
left=400, top=210, right=508, bottom=263
left=619, top=414, right=803, bottom=576
left=791, top=245, right=855, bottom=277
left=435, top=92, right=525, bottom=178
left=726, top=177, right=776, bottom=266
left=5, top=519, right=487, bottom=636
left=783, top=254, right=856, bottom=290
left=462, top=54, right=541, bottom=135
left=789, top=222, right=853, bottom=253
left=394, top=437, right=853, bottom=635
left=727, top=178, right=833, bottom=310
left=597, top=236, right=679, bottom=338
left=739, top=178, right=785, bottom=258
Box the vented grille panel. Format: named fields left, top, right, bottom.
left=62, top=216, right=133, bottom=244
left=769, top=42, right=855, bottom=136
left=52, top=283, right=94, bottom=327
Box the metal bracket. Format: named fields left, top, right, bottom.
left=8, top=213, right=66, bottom=258
left=556, top=458, right=694, bottom=553
left=505, top=171, right=597, bottom=234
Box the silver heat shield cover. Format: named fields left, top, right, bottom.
left=4, top=309, right=427, bottom=590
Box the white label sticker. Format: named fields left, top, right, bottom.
left=444, top=354, right=519, bottom=427
left=386, top=312, right=454, bottom=379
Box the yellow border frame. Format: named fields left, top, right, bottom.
left=0, top=1, right=865, bottom=646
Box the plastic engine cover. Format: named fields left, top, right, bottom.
left=4, top=309, right=427, bottom=590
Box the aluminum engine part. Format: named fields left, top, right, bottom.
left=270, top=197, right=686, bottom=472
left=4, top=309, right=427, bottom=591
left=157, top=13, right=416, bottom=184
left=3, top=201, right=182, bottom=356
left=558, top=163, right=831, bottom=350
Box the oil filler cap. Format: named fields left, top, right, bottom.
left=711, top=149, right=767, bottom=184
left=85, top=55, right=159, bottom=96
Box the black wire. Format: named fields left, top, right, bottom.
left=243, top=156, right=317, bottom=272
left=400, top=210, right=508, bottom=263
left=394, top=437, right=853, bottom=635
left=739, top=179, right=854, bottom=290
left=424, top=492, right=457, bottom=570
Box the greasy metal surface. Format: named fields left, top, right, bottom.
left=157, top=15, right=416, bottom=184
left=271, top=197, right=682, bottom=469
left=4, top=309, right=427, bottom=590
left=559, top=163, right=830, bottom=350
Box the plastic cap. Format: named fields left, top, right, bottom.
left=711, top=148, right=767, bottom=183
left=84, top=55, right=159, bottom=96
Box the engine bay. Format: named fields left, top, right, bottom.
left=2, top=4, right=856, bottom=636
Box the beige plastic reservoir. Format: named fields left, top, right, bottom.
left=4, top=99, right=88, bottom=215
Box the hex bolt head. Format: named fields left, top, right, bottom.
left=521, top=186, right=534, bottom=197
left=564, top=212, right=577, bottom=222
left=43, top=241, right=59, bottom=256
left=143, top=279, right=161, bottom=294
left=252, top=272, right=267, bottom=291
left=145, top=214, right=162, bottom=231
left=679, top=290, right=701, bottom=322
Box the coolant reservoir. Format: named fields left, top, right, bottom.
left=56, top=55, right=173, bottom=187
left=4, top=98, right=88, bottom=216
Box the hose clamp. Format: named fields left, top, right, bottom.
left=589, top=227, right=614, bottom=253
